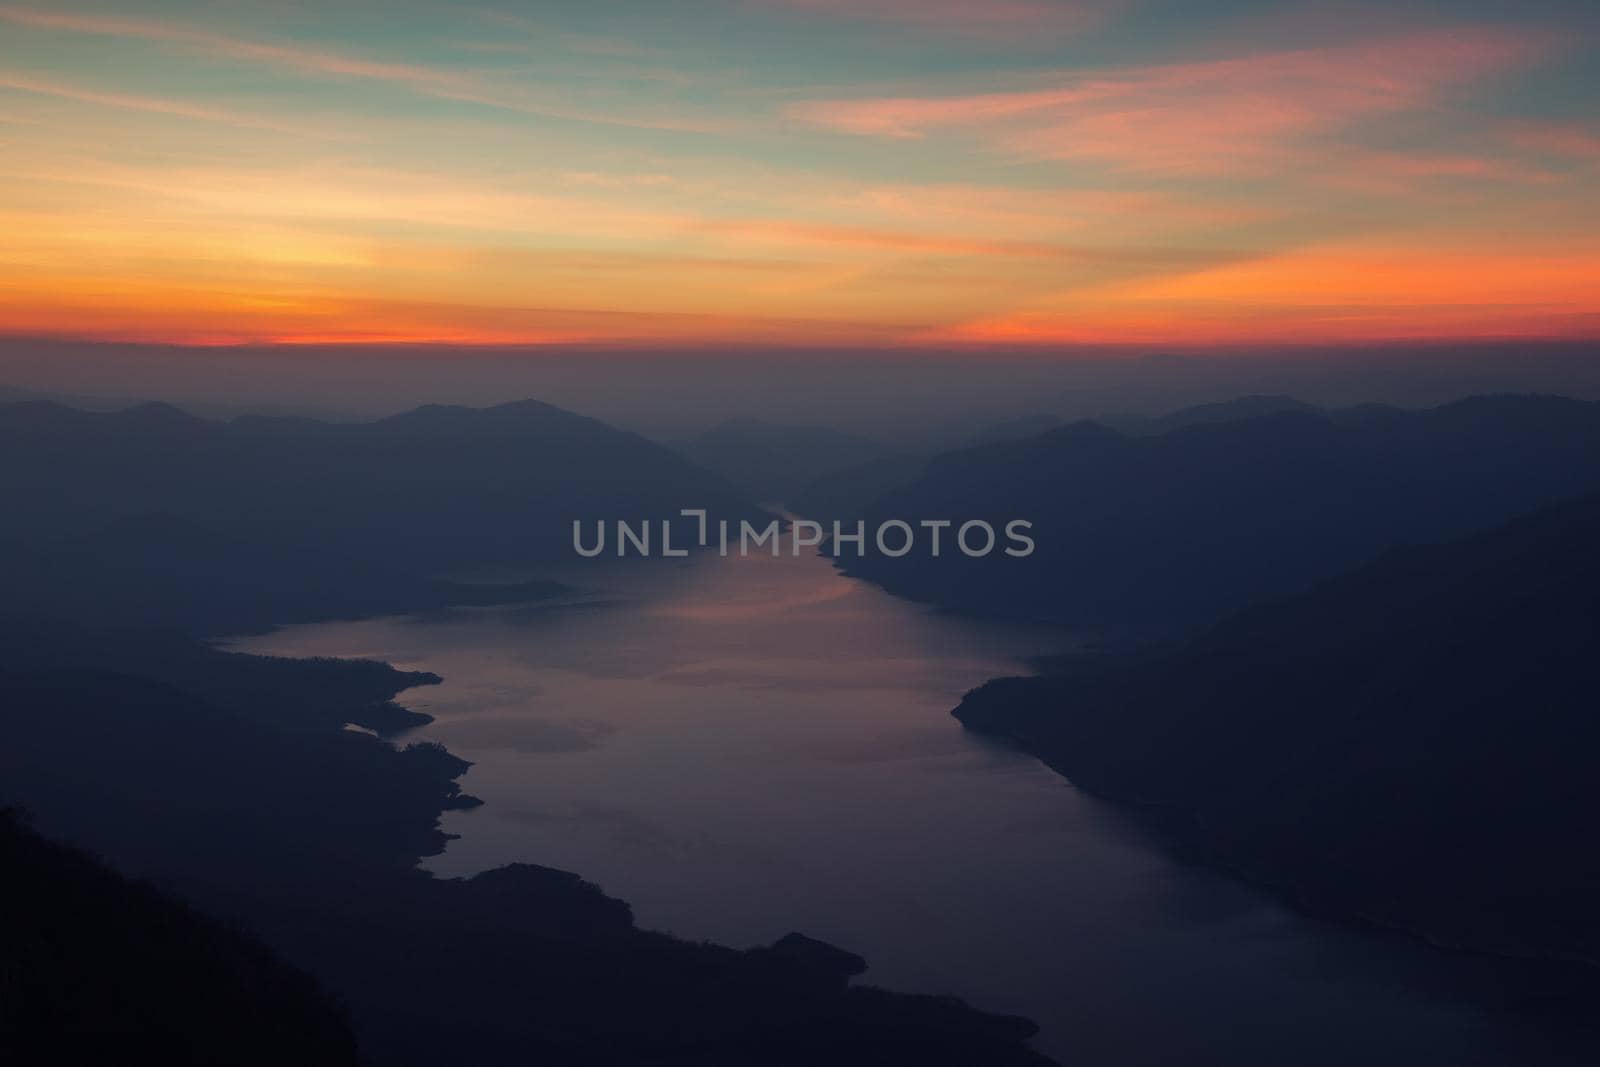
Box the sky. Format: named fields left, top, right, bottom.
left=1, top=0, right=1597, bottom=349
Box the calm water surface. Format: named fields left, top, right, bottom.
left=233, top=549, right=1589, bottom=1066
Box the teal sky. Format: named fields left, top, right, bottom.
left=2, top=0, right=1597, bottom=346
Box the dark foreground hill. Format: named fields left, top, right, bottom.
left=956, top=491, right=1600, bottom=967
left=1, top=809, right=359, bottom=1066
left=833, top=395, right=1600, bottom=629
left=0, top=618, right=1053, bottom=1066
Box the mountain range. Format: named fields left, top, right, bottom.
left=670, top=416, right=895, bottom=506
left=827, top=395, right=1600, bottom=629
left=0, top=397, right=764, bottom=633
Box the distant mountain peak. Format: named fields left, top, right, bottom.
left=378, top=398, right=588, bottom=429
left=1042, top=418, right=1126, bottom=443
left=379, top=402, right=474, bottom=423
left=1215, top=393, right=1308, bottom=408
left=0, top=398, right=207, bottom=431
left=675, top=416, right=892, bottom=503
left=487, top=398, right=571, bottom=418
left=1161, top=394, right=1317, bottom=424
left=0, top=398, right=78, bottom=419
left=966, top=413, right=1064, bottom=447
left=714, top=415, right=775, bottom=431
left=1434, top=392, right=1589, bottom=416
left=113, top=401, right=207, bottom=427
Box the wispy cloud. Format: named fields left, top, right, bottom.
left=1322, top=150, right=1563, bottom=194
left=695, top=218, right=1072, bottom=257
left=0, top=6, right=457, bottom=84
left=926, top=238, right=1600, bottom=344
left=759, top=0, right=1110, bottom=40
left=0, top=2, right=1592, bottom=347
left=462, top=6, right=663, bottom=60
left=1505, top=120, right=1600, bottom=161
left=0, top=153, right=1192, bottom=266
left=0, top=4, right=725, bottom=133
left=0, top=270, right=920, bottom=346
left=0, top=71, right=319, bottom=134
left=791, top=85, right=1097, bottom=139
left=792, top=29, right=1541, bottom=174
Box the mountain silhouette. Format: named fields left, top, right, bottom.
left=0, top=511, right=570, bottom=635
left=375, top=397, right=593, bottom=431
left=789, top=453, right=931, bottom=526
left=956, top=490, right=1600, bottom=966
left=2, top=808, right=358, bottom=1066
left=830, top=394, right=1600, bottom=629
left=0, top=397, right=764, bottom=633
left=673, top=417, right=893, bottom=505
left=0, top=616, right=1055, bottom=1065
left=965, top=413, right=1065, bottom=446
left=0, top=396, right=758, bottom=569
left=1097, top=394, right=1320, bottom=435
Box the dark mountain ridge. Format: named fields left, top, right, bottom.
left=832, top=394, right=1600, bottom=629
left=1097, top=394, right=1320, bottom=435
left=956, top=490, right=1600, bottom=968
left=672, top=416, right=894, bottom=505
left=1, top=808, right=358, bottom=1066
left=0, top=395, right=758, bottom=566
left=0, top=396, right=764, bottom=634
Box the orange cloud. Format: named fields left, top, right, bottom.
left=1099, top=245, right=1600, bottom=306
left=931, top=306, right=1600, bottom=346
left=1306, top=149, right=1569, bottom=196
left=0, top=277, right=916, bottom=348
left=791, top=86, right=1099, bottom=139
left=1, top=5, right=1590, bottom=351
left=930, top=243, right=1600, bottom=344
left=1505, top=121, right=1600, bottom=161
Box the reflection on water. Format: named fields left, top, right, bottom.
left=234, top=550, right=1588, bottom=1066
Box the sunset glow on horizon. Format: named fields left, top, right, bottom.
left=2, top=0, right=1597, bottom=349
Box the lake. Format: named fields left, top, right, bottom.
left=232, top=547, right=1591, bottom=1065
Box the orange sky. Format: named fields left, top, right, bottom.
left=1, top=1, right=1597, bottom=348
